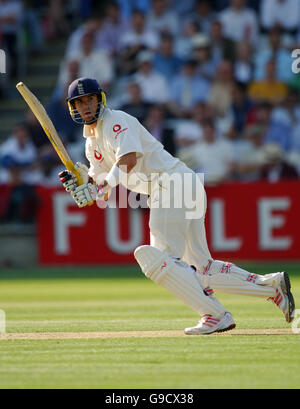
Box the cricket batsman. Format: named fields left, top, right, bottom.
left=59, top=77, right=295, bottom=335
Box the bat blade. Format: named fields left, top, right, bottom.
left=16, top=82, right=84, bottom=185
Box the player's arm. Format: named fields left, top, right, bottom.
left=99, top=152, right=137, bottom=189
left=62, top=153, right=138, bottom=208
left=116, top=152, right=137, bottom=172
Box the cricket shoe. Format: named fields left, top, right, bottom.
left=184, top=312, right=236, bottom=335
left=268, top=272, right=295, bottom=323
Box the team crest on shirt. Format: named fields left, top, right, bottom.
left=94, top=150, right=104, bottom=163
left=113, top=124, right=128, bottom=139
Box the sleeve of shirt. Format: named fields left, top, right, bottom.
left=85, top=140, right=108, bottom=185
left=105, top=112, right=144, bottom=161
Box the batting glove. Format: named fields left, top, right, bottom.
left=71, top=183, right=108, bottom=208
left=58, top=162, right=90, bottom=193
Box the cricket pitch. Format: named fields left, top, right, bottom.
left=0, top=328, right=296, bottom=340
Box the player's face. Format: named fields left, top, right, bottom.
left=74, top=94, right=98, bottom=123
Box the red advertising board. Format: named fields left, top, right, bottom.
left=36, top=181, right=300, bottom=265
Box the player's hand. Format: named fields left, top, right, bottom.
left=59, top=169, right=77, bottom=192
left=74, top=162, right=89, bottom=184
left=71, top=183, right=108, bottom=208
left=58, top=162, right=89, bottom=193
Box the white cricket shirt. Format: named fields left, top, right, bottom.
left=84, top=108, right=179, bottom=194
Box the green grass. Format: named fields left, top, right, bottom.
left=0, top=263, right=300, bottom=389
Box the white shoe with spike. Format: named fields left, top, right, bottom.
left=268, top=272, right=295, bottom=323
left=184, top=312, right=236, bottom=335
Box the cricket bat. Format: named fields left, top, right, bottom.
left=16, top=82, right=84, bottom=185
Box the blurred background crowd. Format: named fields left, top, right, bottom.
left=0, top=0, right=300, bottom=224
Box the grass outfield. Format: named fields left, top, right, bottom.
left=0, top=263, right=299, bottom=389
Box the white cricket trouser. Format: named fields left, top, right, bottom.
left=148, top=162, right=277, bottom=301
left=149, top=162, right=211, bottom=269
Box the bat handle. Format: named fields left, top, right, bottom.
left=68, top=164, right=94, bottom=207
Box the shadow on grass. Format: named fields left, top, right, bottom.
left=0, top=266, right=143, bottom=281
left=0, top=262, right=300, bottom=281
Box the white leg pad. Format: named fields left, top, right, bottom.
left=134, top=245, right=226, bottom=318
left=199, top=260, right=276, bottom=298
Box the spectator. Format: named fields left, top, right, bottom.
left=144, top=105, right=176, bottom=155
left=260, top=0, right=300, bottom=34
left=254, top=26, right=293, bottom=83
left=210, top=19, right=236, bottom=63
left=0, top=123, right=39, bottom=185
left=218, top=0, right=258, bottom=44
left=213, top=0, right=231, bottom=11
left=120, top=81, right=152, bottom=123
left=0, top=0, right=23, bottom=78
left=35, top=155, right=62, bottom=187
left=102, top=1, right=130, bottom=56
left=169, top=0, right=196, bottom=17
left=0, top=181, right=39, bottom=223
left=25, top=110, right=49, bottom=149
left=186, top=0, right=216, bottom=35
left=116, top=0, right=151, bottom=19
left=46, top=0, right=70, bottom=40
left=251, top=102, right=292, bottom=151
left=133, top=50, right=170, bottom=104
left=178, top=119, right=235, bottom=185
left=174, top=20, right=200, bottom=59
left=230, top=81, right=253, bottom=136
left=208, top=60, right=235, bottom=118
left=234, top=41, right=254, bottom=84
left=119, top=9, right=159, bottom=52
left=62, top=29, right=114, bottom=92
left=153, top=33, right=182, bottom=80
left=234, top=125, right=268, bottom=182
left=56, top=59, right=80, bottom=99
left=289, top=121, right=300, bottom=155
left=248, top=59, right=288, bottom=105
left=118, top=9, right=160, bottom=75
left=147, top=0, right=179, bottom=36
left=47, top=86, right=81, bottom=144
left=192, top=34, right=219, bottom=81
left=0, top=123, right=41, bottom=223
left=203, top=102, right=234, bottom=136
left=272, top=88, right=300, bottom=128
left=64, top=15, right=106, bottom=59
left=260, top=143, right=299, bottom=182
left=174, top=102, right=206, bottom=148
left=169, top=59, right=211, bottom=118
left=23, top=0, right=44, bottom=55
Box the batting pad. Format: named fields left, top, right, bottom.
left=134, top=245, right=226, bottom=318
left=199, top=261, right=276, bottom=298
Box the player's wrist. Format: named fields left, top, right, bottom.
left=105, top=164, right=128, bottom=188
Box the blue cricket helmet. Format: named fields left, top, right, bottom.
left=66, top=78, right=106, bottom=125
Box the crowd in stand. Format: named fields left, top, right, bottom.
left=1, top=0, right=300, bottom=222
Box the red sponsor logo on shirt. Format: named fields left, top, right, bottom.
left=113, top=124, right=121, bottom=133
left=113, top=124, right=128, bottom=139
left=94, top=150, right=104, bottom=163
